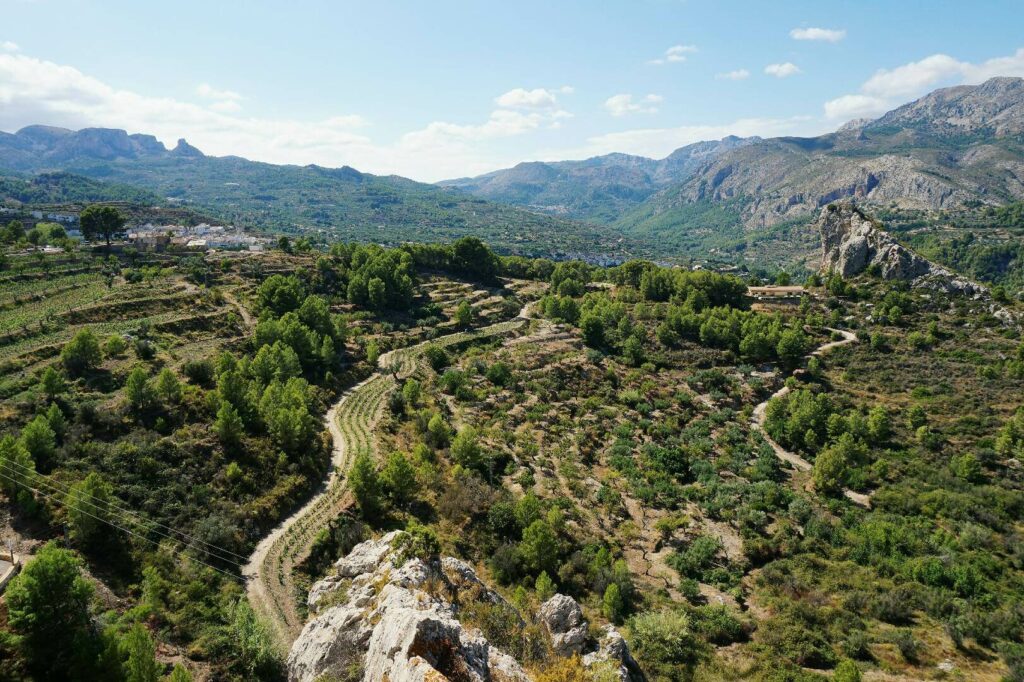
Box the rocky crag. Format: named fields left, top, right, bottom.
left=817, top=202, right=1019, bottom=326
left=286, top=530, right=643, bottom=682
left=818, top=202, right=985, bottom=295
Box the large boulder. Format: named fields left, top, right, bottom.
left=538, top=594, right=588, bottom=656
left=287, top=532, right=530, bottom=682
left=538, top=595, right=644, bottom=682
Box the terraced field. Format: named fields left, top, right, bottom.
left=244, top=310, right=529, bottom=651
left=0, top=257, right=243, bottom=401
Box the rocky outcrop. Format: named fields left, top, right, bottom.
left=817, top=202, right=986, bottom=296
left=538, top=595, right=588, bottom=656
left=288, top=532, right=644, bottom=682
left=537, top=597, right=642, bottom=682
left=288, top=530, right=529, bottom=682
left=583, top=625, right=645, bottom=682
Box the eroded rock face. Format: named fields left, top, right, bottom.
left=818, top=202, right=986, bottom=296
left=288, top=531, right=530, bottom=682
left=289, top=535, right=646, bottom=682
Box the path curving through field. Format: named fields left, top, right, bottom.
left=751, top=327, right=872, bottom=508
left=244, top=308, right=530, bottom=651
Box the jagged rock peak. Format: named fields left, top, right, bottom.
left=171, top=138, right=204, bottom=157
left=817, top=202, right=986, bottom=297
left=288, top=532, right=644, bottom=682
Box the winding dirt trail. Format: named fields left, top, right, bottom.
left=750, top=327, right=873, bottom=508
left=244, top=307, right=532, bottom=652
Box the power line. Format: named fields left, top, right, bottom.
left=0, top=466, right=243, bottom=576
left=0, top=456, right=248, bottom=562
left=0, top=469, right=240, bottom=581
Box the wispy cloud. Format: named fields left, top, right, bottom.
left=196, top=83, right=243, bottom=113
left=790, top=27, right=846, bottom=43
left=1, top=41, right=19, bottom=52
left=604, top=93, right=663, bottom=117
left=648, top=44, right=697, bottom=66
left=824, top=47, right=1024, bottom=120
left=716, top=69, right=750, bottom=81
left=494, top=87, right=569, bottom=110
left=765, top=62, right=801, bottom=78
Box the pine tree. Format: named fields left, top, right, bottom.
left=65, top=472, right=116, bottom=550
left=120, top=624, right=161, bottom=682
left=349, top=452, right=380, bottom=515
left=154, top=368, right=182, bottom=406
left=603, top=583, right=625, bottom=624
left=381, top=451, right=416, bottom=507
left=215, top=402, right=245, bottom=447
left=40, top=366, right=66, bottom=400
left=19, top=415, right=55, bottom=472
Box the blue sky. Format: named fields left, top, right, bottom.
left=1, top=0, right=1023, bottom=180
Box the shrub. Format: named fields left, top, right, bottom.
left=628, top=609, right=706, bottom=676
left=62, top=330, right=102, bottom=375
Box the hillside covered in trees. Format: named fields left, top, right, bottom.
left=0, top=210, right=1021, bottom=681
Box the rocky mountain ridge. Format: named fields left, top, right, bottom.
left=0, top=125, right=204, bottom=170
left=641, top=77, right=1024, bottom=231
left=287, top=530, right=642, bottom=682
left=439, top=136, right=756, bottom=224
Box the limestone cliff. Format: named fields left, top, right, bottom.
left=286, top=531, right=643, bottom=682
left=817, top=202, right=985, bottom=296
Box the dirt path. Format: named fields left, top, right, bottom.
left=750, top=327, right=872, bottom=508
left=222, top=289, right=255, bottom=330
left=244, top=307, right=532, bottom=652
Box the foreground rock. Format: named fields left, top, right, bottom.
left=539, top=596, right=643, bottom=682
left=288, top=530, right=527, bottom=682
left=287, top=531, right=643, bottom=682
left=817, top=202, right=985, bottom=296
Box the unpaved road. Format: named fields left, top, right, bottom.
left=244, top=309, right=531, bottom=652
left=750, top=327, right=872, bottom=507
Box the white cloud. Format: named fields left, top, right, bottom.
left=765, top=62, right=801, bottom=78
left=495, top=87, right=562, bottom=110
left=207, top=100, right=240, bottom=113
left=1, top=41, right=19, bottom=53
left=824, top=47, right=1024, bottom=121
left=196, top=82, right=242, bottom=102
left=790, top=27, right=846, bottom=43
left=716, top=69, right=750, bottom=81
left=823, top=94, right=890, bottom=120
left=648, top=44, right=697, bottom=66
left=196, top=83, right=244, bottom=113
left=604, top=93, right=662, bottom=117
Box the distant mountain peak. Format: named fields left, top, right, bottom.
left=870, top=75, right=1024, bottom=136
left=172, top=138, right=204, bottom=158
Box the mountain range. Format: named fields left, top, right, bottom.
left=439, top=135, right=756, bottom=224
left=2, top=77, right=1023, bottom=268
left=446, top=77, right=1024, bottom=265
left=0, top=127, right=626, bottom=260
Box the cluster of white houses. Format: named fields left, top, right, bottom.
left=127, top=223, right=270, bottom=251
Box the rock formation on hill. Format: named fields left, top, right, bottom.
left=817, top=202, right=986, bottom=296
left=287, top=530, right=642, bottom=682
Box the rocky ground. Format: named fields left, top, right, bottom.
left=287, top=531, right=643, bottom=682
